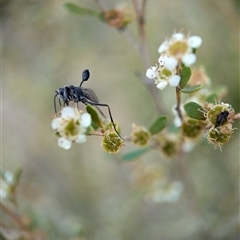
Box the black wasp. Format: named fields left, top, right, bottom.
left=54, top=69, right=122, bottom=139
left=215, top=110, right=229, bottom=128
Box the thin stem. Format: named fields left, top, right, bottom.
left=88, top=132, right=104, bottom=137
left=175, top=66, right=183, bottom=121
left=94, top=0, right=107, bottom=13
left=94, top=0, right=164, bottom=113
left=175, top=86, right=183, bottom=121
left=0, top=201, right=33, bottom=239
left=131, top=0, right=150, bottom=67
left=0, top=201, right=24, bottom=229
left=130, top=0, right=165, bottom=113
left=118, top=28, right=140, bottom=52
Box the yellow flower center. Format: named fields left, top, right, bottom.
left=168, top=41, right=188, bottom=57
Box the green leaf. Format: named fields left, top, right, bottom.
left=205, top=93, right=218, bottom=103
left=181, top=84, right=202, bottom=93
left=90, top=121, right=99, bottom=130
left=65, top=3, right=103, bottom=19
left=180, top=66, right=191, bottom=89
left=184, top=102, right=206, bottom=120
left=86, top=105, right=103, bottom=128
left=149, top=116, right=167, bottom=135
left=122, top=148, right=149, bottom=161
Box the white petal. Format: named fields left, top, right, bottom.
left=182, top=53, right=196, bottom=66
left=169, top=75, right=180, bottom=87
left=5, top=171, right=14, bottom=184
left=158, top=41, right=168, bottom=54
left=158, top=54, right=166, bottom=68
left=0, top=188, right=7, bottom=199
left=146, top=67, right=158, bottom=79
left=164, top=56, right=178, bottom=71
left=172, top=33, right=184, bottom=41
left=51, top=118, right=62, bottom=130
left=182, top=142, right=196, bottom=152
left=81, top=113, right=91, bottom=128
left=172, top=104, right=183, bottom=115
left=61, top=107, right=75, bottom=119
left=174, top=116, right=182, bottom=127
left=58, top=137, right=72, bottom=150
left=156, top=81, right=168, bottom=90
left=76, top=134, right=87, bottom=144
left=188, top=36, right=202, bottom=48
left=167, top=181, right=183, bottom=202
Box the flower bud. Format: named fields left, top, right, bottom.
left=182, top=118, right=205, bottom=139
left=104, top=5, right=134, bottom=29
left=131, top=124, right=151, bottom=146
left=154, top=132, right=180, bottom=158
left=102, top=132, right=124, bottom=154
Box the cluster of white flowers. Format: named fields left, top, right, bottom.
left=51, top=107, right=91, bottom=150
left=145, top=180, right=183, bottom=204
left=146, top=32, right=202, bottom=90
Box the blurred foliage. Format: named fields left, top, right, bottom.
left=2, top=0, right=239, bottom=240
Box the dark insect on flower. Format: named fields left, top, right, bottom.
left=54, top=69, right=122, bottom=139
left=215, top=110, right=229, bottom=128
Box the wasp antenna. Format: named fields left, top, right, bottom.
left=80, top=69, right=90, bottom=87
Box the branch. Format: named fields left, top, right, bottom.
left=175, top=86, right=183, bottom=121
left=175, top=66, right=183, bottom=121
left=131, top=0, right=150, bottom=67
left=0, top=201, right=25, bottom=229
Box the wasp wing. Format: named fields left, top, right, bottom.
left=81, top=87, right=99, bottom=103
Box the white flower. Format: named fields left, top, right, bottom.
left=146, top=54, right=180, bottom=90
left=158, top=32, right=202, bottom=67
left=52, top=107, right=91, bottom=150
left=145, top=180, right=183, bottom=204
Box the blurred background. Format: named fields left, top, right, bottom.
left=2, top=0, right=239, bottom=239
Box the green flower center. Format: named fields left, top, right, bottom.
left=65, top=120, right=79, bottom=136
